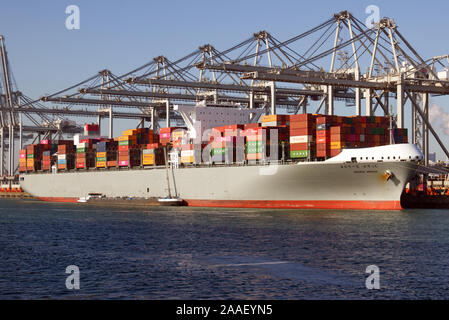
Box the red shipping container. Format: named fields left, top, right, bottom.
left=118, top=155, right=130, bottom=161
left=289, top=114, right=317, bottom=122
left=223, top=129, right=242, bottom=137
left=330, top=134, right=344, bottom=141
left=160, top=127, right=183, bottom=134
left=316, top=137, right=329, bottom=144
left=330, top=126, right=347, bottom=135
left=290, top=128, right=315, bottom=136
left=316, top=130, right=330, bottom=138
left=244, top=123, right=260, bottom=129
left=146, top=143, right=159, bottom=149
left=316, top=150, right=329, bottom=158
left=316, top=143, right=330, bottom=151
left=118, top=145, right=130, bottom=151
left=290, top=143, right=310, bottom=151
left=290, top=121, right=316, bottom=129
left=316, top=115, right=341, bottom=125
left=241, top=128, right=264, bottom=137
left=84, top=124, right=99, bottom=132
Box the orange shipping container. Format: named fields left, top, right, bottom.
left=246, top=135, right=264, bottom=142
left=246, top=153, right=264, bottom=160
left=107, top=161, right=117, bottom=167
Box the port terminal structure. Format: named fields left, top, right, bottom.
left=3, top=10, right=449, bottom=186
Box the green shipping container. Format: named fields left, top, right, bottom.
left=27, top=154, right=34, bottom=159
left=246, top=146, right=264, bottom=154
left=290, top=150, right=309, bottom=158
left=77, top=148, right=87, bottom=153
left=96, top=156, right=107, bottom=162
left=211, top=148, right=226, bottom=156
left=119, top=140, right=131, bottom=146
left=369, top=127, right=385, bottom=135
left=246, top=141, right=263, bottom=147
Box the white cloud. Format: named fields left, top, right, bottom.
left=430, top=104, right=449, bottom=136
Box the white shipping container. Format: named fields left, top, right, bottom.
left=76, top=142, right=88, bottom=148
left=181, top=150, right=194, bottom=157
left=360, top=134, right=365, bottom=142
left=290, top=135, right=313, bottom=144
left=58, top=154, right=66, bottom=160
left=261, top=121, right=280, bottom=127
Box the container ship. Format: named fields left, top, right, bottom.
left=18, top=106, right=423, bottom=210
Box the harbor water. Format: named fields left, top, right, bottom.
left=1, top=198, right=449, bottom=299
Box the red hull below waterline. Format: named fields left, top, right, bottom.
left=37, top=197, right=402, bottom=210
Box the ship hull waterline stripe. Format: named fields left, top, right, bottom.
left=37, top=197, right=402, bottom=210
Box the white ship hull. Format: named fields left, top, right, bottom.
left=19, top=144, right=423, bottom=210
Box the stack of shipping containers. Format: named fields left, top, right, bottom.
left=289, top=114, right=316, bottom=160
left=57, top=142, right=75, bottom=170
left=209, top=125, right=243, bottom=164
left=243, top=127, right=265, bottom=161
left=76, top=140, right=95, bottom=169
left=391, top=128, right=408, bottom=144
left=118, top=131, right=139, bottom=168
left=159, top=127, right=175, bottom=146
left=40, top=140, right=57, bottom=171
left=95, top=140, right=118, bottom=168
left=316, top=116, right=342, bottom=158
left=142, top=144, right=164, bottom=166
left=180, top=143, right=197, bottom=164
left=19, top=149, right=27, bottom=172
left=42, top=150, right=51, bottom=171
left=26, top=144, right=41, bottom=172
left=19, top=114, right=409, bottom=174
left=96, top=143, right=107, bottom=168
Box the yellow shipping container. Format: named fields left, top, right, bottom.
left=181, top=156, right=194, bottom=163
left=118, top=135, right=137, bottom=142
left=171, top=130, right=184, bottom=139
left=96, top=152, right=106, bottom=158
left=261, top=114, right=278, bottom=123
left=330, top=141, right=341, bottom=150
left=26, top=159, right=34, bottom=166
left=122, top=129, right=137, bottom=136
left=142, top=159, right=154, bottom=165
left=142, top=154, right=154, bottom=160
left=96, top=161, right=106, bottom=168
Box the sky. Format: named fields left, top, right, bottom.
left=1, top=0, right=449, bottom=159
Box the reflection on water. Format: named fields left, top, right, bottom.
left=0, top=199, right=449, bottom=299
